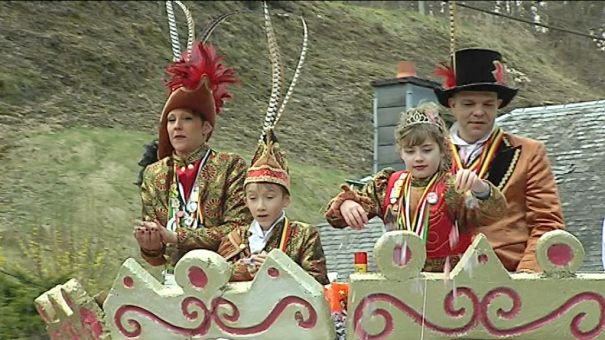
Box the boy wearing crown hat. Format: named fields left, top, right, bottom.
left=325, top=102, right=508, bottom=272
left=216, top=130, right=329, bottom=285
left=434, top=48, right=565, bottom=272
left=133, top=40, right=252, bottom=279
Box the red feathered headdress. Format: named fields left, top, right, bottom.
left=157, top=41, right=239, bottom=159
left=164, top=42, right=238, bottom=116
left=433, top=62, right=456, bottom=89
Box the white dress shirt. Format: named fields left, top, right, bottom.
left=248, top=211, right=286, bottom=254
left=449, top=123, right=497, bottom=166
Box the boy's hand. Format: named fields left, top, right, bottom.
left=251, top=251, right=268, bottom=267
left=340, top=200, right=368, bottom=230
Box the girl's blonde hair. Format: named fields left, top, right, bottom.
left=394, top=102, right=452, bottom=172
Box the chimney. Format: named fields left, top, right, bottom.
left=397, top=61, right=417, bottom=78
left=370, top=61, right=441, bottom=173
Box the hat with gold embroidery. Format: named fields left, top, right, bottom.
left=245, top=129, right=290, bottom=193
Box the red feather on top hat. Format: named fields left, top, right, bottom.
left=492, top=60, right=505, bottom=85
left=434, top=62, right=456, bottom=89
left=164, top=42, right=238, bottom=115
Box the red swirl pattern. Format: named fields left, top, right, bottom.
left=481, top=289, right=605, bottom=339
left=353, top=287, right=605, bottom=339
left=353, top=289, right=480, bottom=339
left=114, top=295, right=317, bottom=338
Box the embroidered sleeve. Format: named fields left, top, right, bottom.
left=141, top=166, right=160, bottom=223
left=177, top=155, right=252, bottom=252
left=298, top=226, right=329, bottom=285
left=217, top=227, right=247, bottom=262
left=444, top=174, right=508, bottom=232
left=324, top=168, right=394, bottom=228
left=517, top=142, right=565, bottom=272
left=139, top=166, right=167, bottom=266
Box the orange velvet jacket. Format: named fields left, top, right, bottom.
left=470, top=132, right=565, bottom=272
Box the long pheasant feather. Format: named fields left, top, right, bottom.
left=199, top=10, right=244, bottom=43
left=260, top=1, right=283, bottom=142
left=273, top=16, right=308, bottom=127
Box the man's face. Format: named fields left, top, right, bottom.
left=448, top=91, right=502, bottom=143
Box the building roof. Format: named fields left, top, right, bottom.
left=318, top=218, right=385, bottom=281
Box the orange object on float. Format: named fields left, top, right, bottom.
left=324, top=282, right=349, bottom=313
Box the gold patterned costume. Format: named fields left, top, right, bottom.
left=325, top=169, right=507, bottom=272
left=137, top=20, right=252, bottom=268
left=217, top=130, right=329, bottom=284
left=217, top=220, right=329, bottom=285
left=140, top=145, right=251, bottom=266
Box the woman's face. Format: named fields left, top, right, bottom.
left=166, top=108, right=212, bottom=156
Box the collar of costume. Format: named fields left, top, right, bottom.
left=449, top=122, right=496, bottom=147
left=249, top=211, right=290, bottom=253
left=449, top=125, right=504, bottom=178
left=250, top=211, right=286, bottom=237
left=411, top=172, right=444, bottom=187
left=172, top=143, right=210, bottom=168
left=166, top=147, right=212, bottom=232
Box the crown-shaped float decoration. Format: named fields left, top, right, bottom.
left=348, top=229, right=605, bottom=339
left=34, top=229, right=605, bottom=339
left=34, top=279, right=108, bottom=339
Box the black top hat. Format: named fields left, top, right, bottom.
left=434, top=48, right=518, bottom=108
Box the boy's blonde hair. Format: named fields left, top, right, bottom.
left=394, top=102, right=452, bottom=172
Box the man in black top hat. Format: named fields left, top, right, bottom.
left=434, top=48, right=565, bottom=273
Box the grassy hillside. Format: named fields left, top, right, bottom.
left=1, top=1, right=604, bottom=174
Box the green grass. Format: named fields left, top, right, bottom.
left=0, top=127, right=350, bottom=278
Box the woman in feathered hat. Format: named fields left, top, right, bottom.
left=132, top=40, right=252, bottom=284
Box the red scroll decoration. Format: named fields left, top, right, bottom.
left=113, top=262, right=318, bottom=338
left=353, top=287, right=605, bottom=339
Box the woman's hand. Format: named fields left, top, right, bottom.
left=134, top=219, right=177, bottom=247
left=133, top=220, right=163, bottom=251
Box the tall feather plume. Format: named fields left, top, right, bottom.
left=173, top=1, right=195, bottom=54
left=199, top=10, right=245, bottom=44
left=273, top=16, right=308, bottom=127
left=165, top=43, right=238, bottom=114
left=260, top=1, right=283, bottom=142
left=434, top=61, right=457, bottom=89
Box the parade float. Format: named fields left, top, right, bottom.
left=35, top=228, right=605, bottom=339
